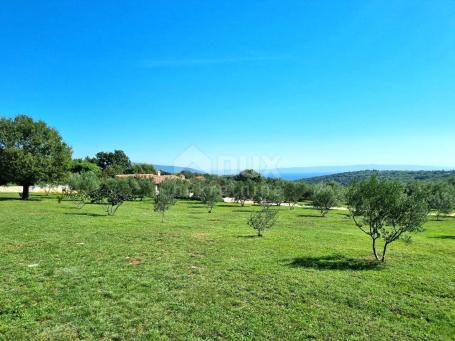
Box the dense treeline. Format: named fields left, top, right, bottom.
left=308, top=169, right=455, bottom=185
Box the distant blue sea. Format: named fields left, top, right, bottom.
left=266, top=172, right=332, bottom=180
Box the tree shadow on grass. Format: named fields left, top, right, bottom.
left=64, top=212, right=106, bottom=217
left=430, top=235, right=455, bottom=240
left=285, top=254, right=383, bottom=271
left=0, top=196, right=43, bottom=202
left=218, top=203, right=241, bottom=208
left=236, top=235, right=259, bottom=239
left=297, top=214, right=324, bottom=218
left=232, top=209, right=257, bottom=213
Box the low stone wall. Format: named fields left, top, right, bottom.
left=0, top=185, right=68, bottom=193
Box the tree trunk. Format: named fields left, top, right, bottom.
left=21, top=185, right=30, bottom=200
left=372, top=238, right=379, bottom=261
left=380, top=243, right=389, bottom=262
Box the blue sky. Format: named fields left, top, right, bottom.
left=1, top=0, right=454, bottom=170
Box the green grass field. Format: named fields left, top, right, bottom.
left=0, top=193, right=454, bottom=340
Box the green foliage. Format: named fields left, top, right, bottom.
left=235, top=169, right=262, bottom=182
left=0, top=115, right=72, bottom=199
left=428, top=182, right=455, bottom=220
left=347, top=176, right=429, bottom=261
left=89, top=150, right=132, bottom=177
left=70, top=158, right=101, bottom=175
left=94, top=178, right=133, bottom=215
left=266, top=186, right=285, bottom=206
left=136, top=178, right=155, bottom=200
left=247, top=204, right=279, bottom=237
left=126, top=163, right=156, bottom=174
left=233, top=180, right=254, bottom=206
left=312, top=183, right=340, bottom=216
left=153, top=180, right=178, bottom=222
left=200, top=184, right=222, bottom=213
left=309, top=169, right=455, bottom=185
left=66, top=171, right=101, bottom=207
left=283, top=182, right=301, bottom=209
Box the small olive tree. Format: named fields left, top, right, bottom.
left=67, top=171, right=100, bottom=208
left=153, top=181, right=177, bottom=222
left=312, top=183, right=340, bottom=216
left=283, top=182, right=301, bottom=209
left=247, top=204, right=279, bottom=237
left=200, top=184, right=222, bottom=213
left=95, top=178, right=133, bottom=215
left=428, top=182, right=454, bottom=220
left=346, top=176, right=429, bottom=262
left=233, top=180, right=254, bottom=206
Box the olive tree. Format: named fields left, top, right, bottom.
left=346, top=176, right=429, bottom=262
left=312, top=183, right=340, bottom=216
left=200, top=184, right=222, bottom=213
left=428, top=182, right=454, bottom=220
left=283, top=182, right=304, bottom=209
left=233, top=180, right=254, bottom=206
left=0, top=115, right=72, bottom=199
left=67, top=171, right=100, bottom=207
left=153, top=180, right=177, bottom=222
left=94, top=178, right=133, bottom=215
left=247, top=204, right=279, bottom=237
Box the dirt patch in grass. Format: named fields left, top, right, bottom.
left=128, top=258, right=141, bottom=266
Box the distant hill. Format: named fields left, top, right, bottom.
left=154, top=164, right=205, bottom=174
left=262, top=164, right=450, bottom=180
left=306, top=170, right=455, bottom=185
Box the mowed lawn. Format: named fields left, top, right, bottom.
left=0, top=194, right=454, bottom=340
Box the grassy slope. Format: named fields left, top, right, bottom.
left=0, top=194, right=454, bottom=340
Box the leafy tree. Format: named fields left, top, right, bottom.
left=247, top=204, right=279, bottom=237
left=153, top=180, right=177, bottom=222
left=126, top=163, right=156, bottom=174
left=428, top=182, right=455, bottom=220
left=233, top=180, right=254, bottom=206
left=70, top=158, right=101, bottom=175
left=127, top=178, right=142, bottom=200
left=253, top=183, right=270, bottom=204
left=136, top=178, right=155, bottom=200
left=266, top=186, right=285, bottom=206
left=283, top=182, right=301, bottom=209
left=312, top=183, right=340, bottom=216
left=0, top=115, right=72, bottom=199
left=94, top=178, right=133, bottom=215
left=346, top=176, right=429, bottom=262
left=220, top=178, right=236, bottom=198
left=67, top=171, right=100, bottom=207
left=90, top=150, right=131, bottom=176
left=190, top=179, right=205, bottom=200
left=200, top=184, right=222, bottom=213
left=235, top=169, right=262, bottom=182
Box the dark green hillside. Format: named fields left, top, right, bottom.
left=308, top=170, right=455, bottom=185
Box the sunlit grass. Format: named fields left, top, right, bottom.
left=0, top=193, right=454, bottom=339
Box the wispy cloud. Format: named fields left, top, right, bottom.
left=139, top=55, right=288, bottom=68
